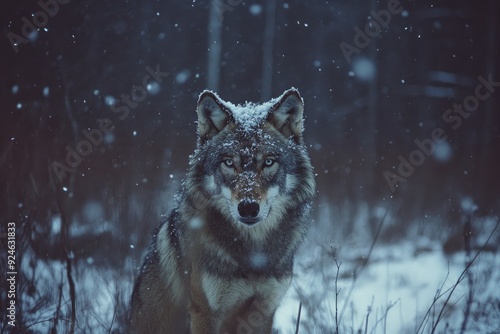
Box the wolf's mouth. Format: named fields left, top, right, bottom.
left=239, top=217, right=261, bottom=226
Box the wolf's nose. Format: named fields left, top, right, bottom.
left=238, top=201, right=260, bottom=219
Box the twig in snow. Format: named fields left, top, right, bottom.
left=363, top=297, right=374, bottom=334
left=332, top=253, right=342, bottom=334
left=339, top=210, right=388, bottom=323
left=382, top=299, right=399, bottom=334
left=416, top=220, right=499, bottom=334
left=430, top=220, right=499, bottom=334
left=416, top=268, right=451, bottom=334
left=294, top=301, right=302, bottom=334
left=460, top=209, right=476, bottom=334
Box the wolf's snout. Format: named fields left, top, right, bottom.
left=237, top=201, right=260, bottom=224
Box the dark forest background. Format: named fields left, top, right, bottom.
left=1, top=0, right=499, bottom=332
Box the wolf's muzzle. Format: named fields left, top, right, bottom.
left=237, top=200, right=260, bottom=225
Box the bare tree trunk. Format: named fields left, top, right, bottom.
left=460, top=210, right=474, bottom=334
left=207, top=0, right=223, bottom=91
left=480, top=0, right=497, bottom=162
left=260, top=0, right=276, bottom=101
left=365, top=0, right=379, bottom=200
left=53, top=79, right=78, bottom=333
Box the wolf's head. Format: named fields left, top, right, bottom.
left=184, top=88, right=316, bottom=240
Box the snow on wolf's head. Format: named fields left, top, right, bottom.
left=196, top=88, right=304, bottom=145
left=185, top=88, right=315, bottom=240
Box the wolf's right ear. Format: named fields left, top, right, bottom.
left=196, top=91, right=232, bottom=144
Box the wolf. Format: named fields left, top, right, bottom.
left=129, top=88, right=316, bottom=333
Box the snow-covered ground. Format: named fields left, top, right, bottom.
left=18, top=216, right=499, bottom=333
left=276, top=232, right=500, bottom=333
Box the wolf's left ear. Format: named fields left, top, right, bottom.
left=197, top=90, right=232, bottom=144
left=268, top=88, right=304, bottom=142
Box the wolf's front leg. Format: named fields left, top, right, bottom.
left=222, top=297, right=276, bottom=334
left=189, top=306, right=215, bottom=334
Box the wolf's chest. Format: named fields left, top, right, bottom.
left=200, top=272, right=291, bottom=314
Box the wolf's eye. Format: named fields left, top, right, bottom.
left=263, top=158, right=275, bottom=168
left=223, top=158, right=234, bottom=168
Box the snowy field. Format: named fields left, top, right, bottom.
left=276, top=223, right=500, bottom=333
left=16, top=215, right=499, bottom=334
